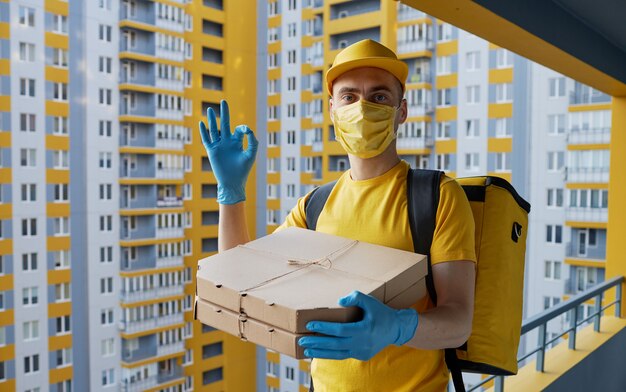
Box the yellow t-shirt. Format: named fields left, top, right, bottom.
left=274, top=159, right=476, bottom=392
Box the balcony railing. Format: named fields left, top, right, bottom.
left=397, top=135, right=434, bottom=150
left=120, top=313, right=184, bottom=334
left=156, top=196, right=183, bottom=207
left=156, top=341, right=185, bottom=357
left=467, top=276, right=623, bottom=392
left=156, top=168, right=184, bottom=179
left=121, top=375, right=158, bottom=392
left=397, top=39, right=434, bottom=54
left=569, top=91, right=611, bottom=105
left=565, top=207, right=608, bottom=223
left=567, top=127, right=611, bottom=145
left=120, top=285, right=184, bottom=303
left=156, top=227, right=184, bottom=239
left=156, top=255, right=184, bottom=268
left=565, top=167, right=609, bottom=183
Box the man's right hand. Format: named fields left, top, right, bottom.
left=199, top=100, right=258, bottom=205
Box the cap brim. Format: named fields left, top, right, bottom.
left=326, top=57, right=408, bottom=95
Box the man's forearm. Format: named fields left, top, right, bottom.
left=218, top=202, right=251, bottom=252
left=404, top=302, right=473, bottom=350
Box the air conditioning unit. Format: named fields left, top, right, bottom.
left=338, top=40, right=349, bottom=49
left=338, top=10, right=349, bottom=18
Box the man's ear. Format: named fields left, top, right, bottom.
left=397, top=98, right=408, bottom=124
left=329, top=98, right=334, bottom=122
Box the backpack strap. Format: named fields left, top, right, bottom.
left=304, top=181, right=337, bottom=231
left=407, top=168, right=466, bottom=392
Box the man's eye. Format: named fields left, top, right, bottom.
left=374, top=94, right=388, bottom=102
left=342, top=95, right=354, bottom=102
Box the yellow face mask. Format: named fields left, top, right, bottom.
left=332, top=100, right=398, bottom=159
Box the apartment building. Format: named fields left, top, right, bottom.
left=0, top=0, right=257, bottom=391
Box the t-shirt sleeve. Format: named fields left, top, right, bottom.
left=430, top=177, right=477, bottom=265
left=272, top=189, right=314, bottom=234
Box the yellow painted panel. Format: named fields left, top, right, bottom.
left=268, top=41, right=282, bottom=53
left=45, top=66, right=69, bottom=83
left=565, top=183, right=608, bottom=190
left=267, top=68, right=281, bottom=81
left=397, top=50, right=433, bottom=60
left=119, top=20, right=184, bottom=39
left=48, top=269, right=71, bottom=285
left=564, top=258, right=606, bottom=267
left=49, top=302, right=72, bottom=318
left=0, top=168, right=11, bottom=183
left=0, top=381, right=15, bottom=391
left=266, top=199, right=281, bottom=210
left=119, top=237, right=184, bottom=247
left=435, top=106, right=458, bottom=121
left=488, top=103, right=513, bottom=118
left=267, top=173, right=280, bottom=184
left=46, top=169, right=70, bottom=183
left=0, top=274, right=12, bottom=291
left=47, top=236, right=71, bottom=251
left=119, top=52, right=184, bottom=68
left=488, top=68, right=513, bottom=84
left=565, top=221, right=608, bottom=229
left=267, top=376, right=280, bottom=389
left=436, top=40, right=458, bottom=56
left=435, top=139, right=457, bottom=154
left=268, top=16, right=281, bottom=28
left=267, top=94, right=281, bottom=106
left=327, top=11, right=383, bottom=36
left=119, top=178, right=184, bottom=186
left=568, top=103, right=612, bottom=112
left=487, top=172, right=512, bottom=183
left=0, top=59, right=10, bottom=75
left=49, top=334, right=73, bottom=351
left=119, top=265, right=184, bottom=278
left=0, top=96, right=11, bottom=111
left=45, top=0, right=69, bottom=14
left=46, top=101, right=69, bottom=117
left=0, top=203, right=10, bottom=219
left=121, top=322, right=185, bottom=340
left=267, top=121, right=282, bottom=132
left=0, top=131, right=9, bottom=146
left=0, top=309, right=14, bottom=327
left=49, top=366, right=73, bottom=384
left=120, top=294, right=184, bottom=309
left=566, top=143, right=610, bottom=151
left=120, top=207, right=183, bottom=217
left=0, top=23, right=8, bottom=39
left=0, top=239, right=12, bottom=254
left=487, top=137, right=512, bottom=152
left=47, top=203, right=70, bottom=217
left=266, top=147, right=281, bottom=159
left=299, top=360, right=311, bottom=371
left=119, top=83, right=184, bottom=97
left=436, top=73, right=458, bottom=89
left=45, top=32, right=69, bottom=50
left=46, top=135, right=69, bottom=150
left=0, top=344, right=14, bottom=361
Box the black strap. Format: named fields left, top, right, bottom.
left=305, top=181, right=337, bottom=231
left=446, top=348, right=466, bottom=392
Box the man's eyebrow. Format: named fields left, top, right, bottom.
left=337, top=86, right=360, bottom=94
left=369, top=85, right=394, bottom=94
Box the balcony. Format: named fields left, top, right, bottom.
left=156, top=255, right=184, bottom=269
left=397, top=39, right=434, bottom=54
left=396, top=135, right=434, bottom=150
left=155, top=16, right=185, bottom=34
left=156, top=167, right=184, bottom=179
left=156, top=196, right=183, bottom=208
left=565, top=241, right=606, bottom=261
left=397, top=4, right=427, bottom=21
left=156, top=227, right=184, bottom=239
left=468, top=276, right=624, bottom=391
left=156, top=341, right=185, bottom=357
left=565, top=207, right=608, bottom=223
left=155, top=77, right=184, bottom=92
left=155, top=108, right=184, bottom=121
left=569, top=91, right=612, bottom=105
left=120, top=285, right=184, bottom=304
left=120, top=313, right=184, bottom=334
left=121, top=375, right=158, bottom=392
left=567, top=127, right=611, bottom=145
left=407, top=101, right=434, bottom=117
left=565, top=167, right=609, bottom=183
left=157, top=366, right=184, bottom=385
left=406, top=71, right=432, bottom=85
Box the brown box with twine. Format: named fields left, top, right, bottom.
left=195, top=227, right=428, bottom=358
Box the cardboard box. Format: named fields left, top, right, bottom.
left=196, top=227, right=428, bottom=334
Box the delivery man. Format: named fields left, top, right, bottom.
left=199, top=39, right=477, bottom=391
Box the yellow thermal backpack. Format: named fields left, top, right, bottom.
left=304, top=168, right=531, bottom=392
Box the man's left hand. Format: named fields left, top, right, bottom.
left=298, top=290, right=419, bottom=361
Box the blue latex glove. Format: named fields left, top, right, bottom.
left=199, top=100, right=258, bottom=204
left=298, top=290, right=419, bottom=361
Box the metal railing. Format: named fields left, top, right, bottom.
left=466, top=276, right=623, bottom=392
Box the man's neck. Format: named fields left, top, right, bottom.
left=348, top=143, right=401, bottom=181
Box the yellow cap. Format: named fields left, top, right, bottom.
left=326, top=39, right=408, bottom=95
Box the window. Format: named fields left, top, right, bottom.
left=268, top=27, right=279, bottom=42
left=20, top=114, right=36, bottom=132
left=99, top=120, right=112, bottom=137
left=19, top=6, right=36, bottom=27
left=495, top=48, right=513, bottom=68
left=99, top=88, right=112, bottom=105
left=268, top=1, right=279, bottom=16
left=99, top=152, right=112, bottom=169
left=100, top=0, right=112, bottom=10
left=53, top=116, right=68, bottom=135
left=436, top=88, right=451, bottom=107
left=435, top=154, right=450, bottom=171
left=287, top=184, right=296, bottom=198
left=544, top=260, right=562, bottom=280
left=53, top=150, right=69, bottom=169
left=21, top=184, right=37, bottom=202
left=549, top=77, right=566, bottom=98
left=100, top=246, right=113, bottom=263
left=548, top=114, right=566, bottom=135
left=22, top=253, right=38, bottom=271
left=287, top=103, right=296, bottom=118
left=466, top=85, right=480, bottom=104
left=286, top=157, right=296, bottom=171
left=543, top=296, right=561, bottom=310
left=546, top=224, right=563, bottom=244
left=466, top=51, right=480, bottom=71
left=101, top=308, right=114, bottom=325
left=99, top=184, right=113, bottom=200
left=101, top=338, right=115, bottom=357
left=436, top=122, right=451, bottom=139
left=267, top=132, right=278, bottom=146
left=267, top=209, right=278, bottom=225
left=100, top=215, right=113, bottom=232
left=22, top=218, right=37, bottom=237
left=287, top=130, right=296, bottom=144
left=52, top=14, right=68, bottom=34
left=0, top=326, right=5, bottom=346
left=56, top=315, right=71, bottom=334
left=437, top=23, right=452, bottom=41
left=54, top=217, right=70, bottom=236
left=495, top=152, right=511, bottom=172
left=99, top=56, right=113, bottom=74
left=465, top=153, right=479, bottom=171
left=287, top=76, right=296, bottom=91
left=569, top=189, right=608, bottom=209
left=436, top=56, right=451, bottom=75
left=547, top=188, right=564, bottom=207
left=288, top=0, right=297, bottom=11
left=23, top=320, right=40, bottom=341
left=54, top=184, right=69, bottom=202
left=268, top=105, right=279, bottom=121
left=24, top=354, right=40, bottom=374
left=54, top=250, right=70, bottom=269
left=495, top=83, right=513, bottom=102
left=268, top=79, right=279, bottom=95
left=285, top=366, right=295, bottom=380
left=288, top=22, right=297, bottom=37
left=56, top=348, right=72, bottom=368
left=465, top=119, right=479, bottom=137
left=547, top=151, right=565, bottom=171
left=99, top=24, right=112, bottom=42
left=287, top=49, right=297, bottom=64
left=0, top=293, right=3, bottom=311
left=203, top=367, right=223, bottom=385
left=23, top=286, right=39, bottom=306
left=53, top=48, right=68, bottom=67
left=20, top=78, right=36, bottom=97
left=19, top=42, right=36, bottom=62
left=102, top=368, right=115, bottom=386
left=268, top=53, right=279, bottom=68
left=100, top=277, right=113, bottom=294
